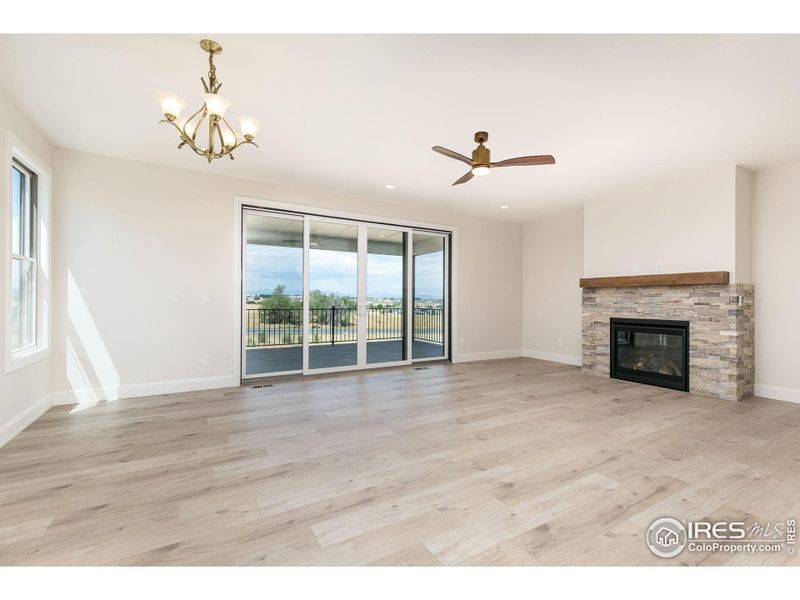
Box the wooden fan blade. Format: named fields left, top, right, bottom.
left=452, top=171, right=474, bottom=186
left=433, top=146, right=472, bottom=165
left=491, top=155, right=556, bottom=167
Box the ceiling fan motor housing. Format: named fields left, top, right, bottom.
left=472, top=144, right=490, bottom=167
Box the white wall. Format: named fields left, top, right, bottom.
left=752, top=162, right=800, bottom=403
left=735, top=166, right=753, bottom=285
left=522, top=207, right=583, bottom=365
left=50, top=149, right=523, bottom=405
left=583, top=164, right=750, bottom=281
left=0, top=91, right=54, bottom=445
left=522, top=163, right=754, bottom=371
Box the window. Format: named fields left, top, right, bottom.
left=10, top=160, right=39, bottom=352
left=5, top=133, right=50, bottom=372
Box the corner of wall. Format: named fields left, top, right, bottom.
left=0, top=393, right=52, bottom=449
left=734, top=165, right=753, bottom=284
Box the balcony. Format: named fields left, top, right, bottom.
left=245, top=307, right=444, bottom=375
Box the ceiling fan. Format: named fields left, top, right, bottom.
left=432, top=131, right=555, bottom=186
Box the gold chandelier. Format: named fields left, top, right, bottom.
left=157, top=39, right=260, bottom=163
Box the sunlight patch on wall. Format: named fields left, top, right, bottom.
left=67, top=270, right=120, bottom=410
left=66, top=338, right=99, bottom=413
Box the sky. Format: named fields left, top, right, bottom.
left=246, top=244, right=444, bottom=299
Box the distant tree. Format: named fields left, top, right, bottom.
left=309, top=290, right=356, bottom=324
left=259, top=284, right=302, bottom=323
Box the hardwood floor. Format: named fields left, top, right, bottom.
left=1, top=358, right=799, bottom=566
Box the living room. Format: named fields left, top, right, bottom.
left=2, top=2, right=799, bottom=597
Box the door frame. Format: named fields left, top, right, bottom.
left=302, top=214, right=363, bottom=375
left=410, top=231, right=450, bottom=363
left=240, top=208, right=305, bottom=380
left=233, top=196, right=458, bottom=384
left=302, top=216, right=415, bottom=376
left=362, top=222, right=415, bottom=371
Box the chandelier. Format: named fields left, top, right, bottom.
left=157, top=39, right=260, bottom=163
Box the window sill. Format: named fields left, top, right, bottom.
left=5, top=346, right=50, bottom=374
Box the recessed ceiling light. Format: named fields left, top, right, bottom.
left=384, top=184, right=395, bottom=190
left=500, top=205, right=509, bottom=210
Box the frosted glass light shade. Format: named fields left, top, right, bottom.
left=221, top=127, right=237, bottom=148
left=203, top=93, right=231, bottom=117
left=471, top=165, right=490, bottom=176
left=237, top=116, right=261, bottom=139
left=157, top=92, right=187, bottom=119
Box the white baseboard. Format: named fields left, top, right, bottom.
left=0, top=393, right=52, bottom=449
left=522, top=349, right=582, bottom=367
left=51, top=375, right=238, bottom=406
left=754, top=384, right=800, bottom=405
left=453, top=349, right=523, bottom=363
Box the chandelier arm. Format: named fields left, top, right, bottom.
left=219, top=116, right=239, bottom=150
left=165, top=119, right=196, bottom=148
left=182, top=105, right=206, bottom=141
left=187, top=142, right=209, bottom=158
left=205, top=119, right=214, bottom=162
left=194, top=115, right=208, bottom=144
left=220, top=115, right=236, bottom=136
left=215, top=118, right=229, bottom=151
left=216, top=137, right=245, bottom=160
left=162, top=118, right=207, bottom=156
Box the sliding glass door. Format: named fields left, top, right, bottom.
left=305, top=218, right=361, bottom=370
left=366, top=226, right=410, bottom=365
left=242, top=211, right=304, bottom=377
left=242, top=208, right=448, bottom=379
left=412, top=232, right=448, bottom=360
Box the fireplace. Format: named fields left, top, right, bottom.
left=610, top=318, right=689, bottom=392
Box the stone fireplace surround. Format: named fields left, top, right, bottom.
left=581, top=283, right=754, bottom=401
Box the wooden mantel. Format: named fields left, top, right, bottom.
left=579, top=271, right=730, bottom=289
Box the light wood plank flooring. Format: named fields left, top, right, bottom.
left=1, top=358, right=799, bottom=566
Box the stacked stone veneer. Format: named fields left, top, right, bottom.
left=582, top=284, right=754, bottom=401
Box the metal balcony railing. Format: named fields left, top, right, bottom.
left=245, top=306, right=443, bottom=347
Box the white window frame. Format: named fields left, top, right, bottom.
left=4, top=132, right=52, bottom=373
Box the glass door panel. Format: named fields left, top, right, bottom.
left=412, top=232, right=446, bottom=360
left=366, top=227, right=408, bottom=365
left=307, top=219, right=360, bottom=370
left=243, top=212, right=304, bottom=377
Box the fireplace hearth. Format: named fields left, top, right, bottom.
left=610, top=318, right=689, bottom=392
left=582, top=283, right=753, bottom=401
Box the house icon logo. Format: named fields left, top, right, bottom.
left=656, top=527, right=678, bottom=546
left=647, top=517, right=687, bottom=558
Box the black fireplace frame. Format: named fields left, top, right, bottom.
left=610, top=318, right=690, bottom=392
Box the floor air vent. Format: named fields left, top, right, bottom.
left=251, top=383, right=274, bottom=389
left=414, top=367, right=430, bottom=371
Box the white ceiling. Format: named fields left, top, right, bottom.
left=3, top=34, right=800, bottom=222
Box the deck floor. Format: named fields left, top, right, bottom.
left=245, top=340, right=444, bottom=375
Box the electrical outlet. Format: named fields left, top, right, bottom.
left=557, top=339, right=563, bottom=347
left=633, top=263, right=640, bottom=274
left=201, top=355, right=210, bottom=366
left=656, top=263, right=664, bottom=273
left=170, top=291, right=182, bottom=302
